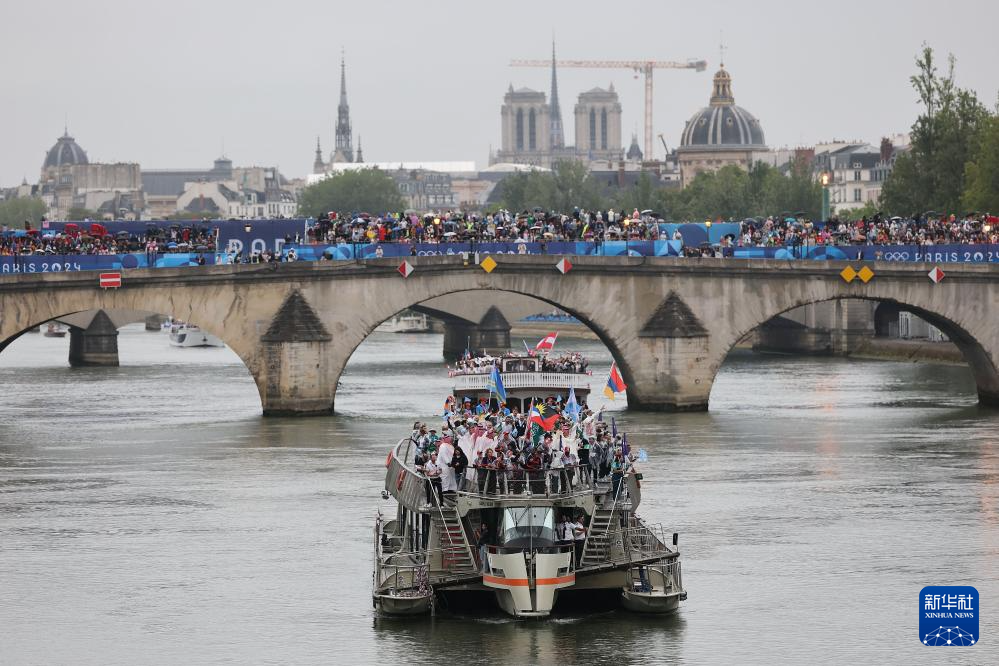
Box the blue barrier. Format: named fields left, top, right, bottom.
left=283, top=240, right=685, bottom=261
left=728, top=244, right=999, bottom=263
left=0, top=252, right=216, bottom=273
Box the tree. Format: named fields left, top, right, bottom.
left=66, top=207, right=97, bottom=221
left=881, top=46, right=990, bottom=215
left=962, top=116, right=999, bottom=213
left=0, top=198, right=47, bottom=228
left=496, top=160, right=605, bottom=212
left=834, top=201, right=880, bottom=221
left=298, top=168, right=405, bottom=217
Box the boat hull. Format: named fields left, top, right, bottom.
left=620, top=589, right=684, bottom=614
left=373, top=593, right=433, bottom=616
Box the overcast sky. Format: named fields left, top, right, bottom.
left=2, top=0, right=997, bottom=185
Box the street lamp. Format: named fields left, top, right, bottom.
left=820, top=172, right=831, bottom=222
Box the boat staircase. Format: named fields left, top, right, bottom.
left=580, top=507, right=618, bottom=568
left=431, top=503, right=478, bottom=575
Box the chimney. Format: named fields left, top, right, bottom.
left=879, top=137, right=893, bottom=162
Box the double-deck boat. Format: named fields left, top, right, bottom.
left=375, top=313, right=432, bottom=334
left=373, top=355, right=686, bottom=618
left=449, top=352, right=591, bottom=413
left=373, top=437, right=685, bottom=618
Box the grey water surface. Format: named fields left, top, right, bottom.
left=1, top=325, right=996, bottom=664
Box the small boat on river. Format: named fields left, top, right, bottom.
left=44, top=323, right=67, bottom=338
left=168, top=323, right=224, bottom=348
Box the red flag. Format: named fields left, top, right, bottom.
left=535, top=331, right=558, bottom=352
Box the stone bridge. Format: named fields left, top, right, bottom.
left=1, top=255, right=996, bottom=415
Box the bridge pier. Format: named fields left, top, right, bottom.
left=68, top=310, right=119, bottom=367
left=257, top=290, right=336, bottom=416
left=441, top=306, right=511, bottom=360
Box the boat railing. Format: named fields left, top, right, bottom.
left=452, top=372, right=591, bottom=391
left=385, top=438, right=430, bottom=512
left=460, top=464, right=595, bottom=500
left=578, top=522, right=676, bottom=570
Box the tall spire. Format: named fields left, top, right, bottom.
left=333, top=49, right=354, bottom=163
left=355, top=136, right=364, bottom=163
left=549, top=40, right=564, bottom=150
left=339, top=50, right=348, bottom=105
left=313, top=136, right=325, bottom=174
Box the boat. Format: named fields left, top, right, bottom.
left=376, top=312, right=432, bottom=334
left=372, top=377, right=686, bottom=618
left=44, top=323, right=67, bottom=338
left=168, top=323, right=225, bottom=348
left=450, top=352, right=591, bottom=413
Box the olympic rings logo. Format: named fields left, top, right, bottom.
left=880, top=252, right=911, bottom=261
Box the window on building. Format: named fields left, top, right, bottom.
left=854, top=170, right=861, bottom=181
left=853, top=188, right=862, bottom=202
left=529, top=108, right=537, bottom=151
left=516, top=109, right=524, bottom=151
left=589, top=109, right=596, bottom=150
left=600, top=108, right=608, bottom=150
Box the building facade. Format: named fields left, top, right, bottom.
left=573, top=86, right=623, bottom=162
left=676, top=65, right=767, bottom=188
left=38, top=131, right=145, bottom=219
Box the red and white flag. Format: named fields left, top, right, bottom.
left=535, top=331, right=558, bottom=352
left=927, top=266, right=945, bottom=283
left=398, top=260, right=414, bottom=278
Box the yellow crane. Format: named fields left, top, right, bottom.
left=510, top=58, right=708, bottom=160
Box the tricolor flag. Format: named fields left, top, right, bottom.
left=529, top=402, right=558, bottom=432
left=603, top=361, right=627, bottom=400
left=487, top=366, right=507, bottom=403
left=535, top=332, right=558, bottom=352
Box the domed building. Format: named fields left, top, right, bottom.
left=37, top=129, right=143, bottom=220
left=676, top=65, right=766, bottom=188
left=41, top=130, right=90, bottom=173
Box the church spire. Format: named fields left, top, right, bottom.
left=549, top=40, right=564, bottom=150
left=313, top=136, right=325, bottom=174
left=356, top=136, right=364, bottom=163
left=333, top=50, right=354, bottom=163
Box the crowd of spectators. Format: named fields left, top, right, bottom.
left=308, top=209, right=999, bottom=250
left=0, top=222, right=217, bottom=257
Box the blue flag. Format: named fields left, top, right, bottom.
left=564, top=387, right=581, bottom=422
left=487, top=365, right=507, bottom=403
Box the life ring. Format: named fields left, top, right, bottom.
left=396, top=470, right=405, bottom=491
left=385, top=450, right=393, bottom=468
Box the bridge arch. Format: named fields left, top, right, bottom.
left=0, top=306, right=264, bottom=412
left=706, top=294, right=998, bottom=409
left=329, top=286, right=634, bottom=411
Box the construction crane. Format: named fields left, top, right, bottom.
left=510, top=58, right=708, bottom=160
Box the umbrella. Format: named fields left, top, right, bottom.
left=167, top=242, right=178, bottom=249
left=443, top=231, right=457, bottom=237
left=530, top=225, right=543, bottom=231
left=640, top=209, right=654, bottom=216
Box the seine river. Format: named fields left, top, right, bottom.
left=1, top=326, right=996, bottom=664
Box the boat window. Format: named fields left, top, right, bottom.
left=499, top=507, right=555, bottom=548
left=503, top=358, right=537, bottom=373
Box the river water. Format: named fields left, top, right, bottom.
left=1, top=326, right=996, bottom=664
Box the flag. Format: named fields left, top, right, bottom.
left=535, top=332, right=558, bottom=352
left=487, top=366, right=507, bottom=403
left=529, top=402, right=558, bottom=432
left=443, top=395, right=456, bottom=414
left=622, top=433, right=629, bottom=457
left=564, top=387, right=581, bottom=422
left=603, top=361, right=627, bottom=400
left=611, top=417, right=617, bottom=437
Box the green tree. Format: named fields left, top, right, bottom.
left=0, top=198, right=47, bottom=228
left=833, top=200, right=880, bottom=221
left=881, top=46, right=989, bottom=214
left=66, top=207, right=97, bottom=220
left=298, top=168, right=405, bottom=217
left=497, top=160, right=605, bottom=212
left=962, top=115, right=999, bottom=212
